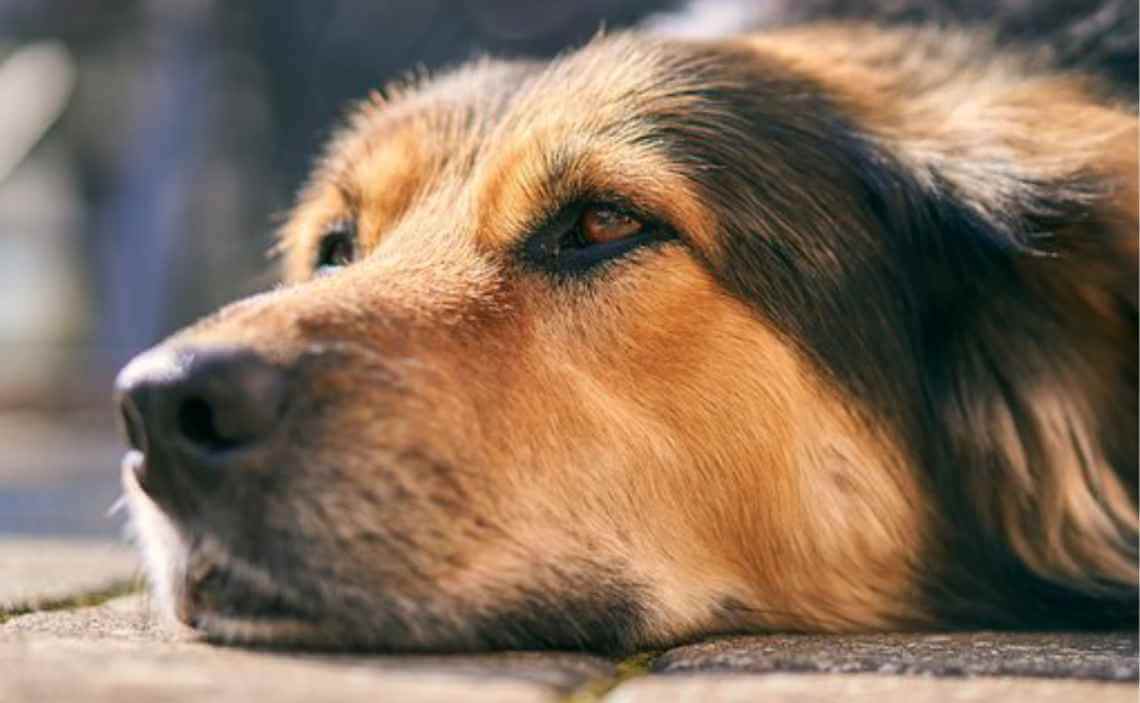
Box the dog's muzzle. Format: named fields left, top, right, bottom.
left=114, top=346, right=288, bottom=516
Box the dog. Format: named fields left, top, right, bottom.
left=114, top=1, right=1138, bottom=652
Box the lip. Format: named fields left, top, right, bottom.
left=184, top=564, right=311, bottom=622
left=122, top=452, right=327, bottom=645
left=176, top=544, right=313, bottom=622
left=177, top=559, right=353, bottom=648
left=173, top=557, right=342, bottom=649
left=187, top=610, right=334, bottom=648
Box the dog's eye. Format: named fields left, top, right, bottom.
left=578, top=206, right=645, bottom=245
left=314, top=222, right=356, bottom=276
left=521, top=202, right=672, bottom=275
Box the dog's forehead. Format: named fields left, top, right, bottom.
left=468, top=36, right=725, bottom=249
left=321, top=38, right=683, bottom=180
left=278, top=60, right=535, bottom=277
left=280, top=35, right=726, bottom=278
left=316, top=60, right=539, bottom=227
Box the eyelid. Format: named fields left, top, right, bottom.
left=517, top=198, right=676, bottom=276
left=320, top=218, right=356, bottom=239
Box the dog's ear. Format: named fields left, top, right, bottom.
left=867, top=78, right=1139, bottom=624
left=655, top=33, right=1136, bottom=623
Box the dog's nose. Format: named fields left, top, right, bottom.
left=115, top=347, right=287, bottom=496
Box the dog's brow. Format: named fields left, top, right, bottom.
left=331, top=174, right=360, bottom=212
left=478, top=134, right=718, bottom=254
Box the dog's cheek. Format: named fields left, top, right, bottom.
left=523, top=258, right=930, bottom=635
left=251, top=367, right=661, bottom=649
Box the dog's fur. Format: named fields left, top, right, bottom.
left=120, top=1, right=1138, bottom=652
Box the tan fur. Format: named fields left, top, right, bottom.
left=738, top=24, right=1139, bottom=597
left=121, top=21, right=1138, bottom=651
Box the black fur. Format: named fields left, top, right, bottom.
left=652, top=35, right=1137, bottom=627
left=717, top=0, right=1138, bottom=100
left=471, top=563, right=649, bottom=653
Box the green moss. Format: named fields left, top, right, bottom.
left=562, top=651, right=659, bottom=703
left=0, top=578, right=142, bottom=625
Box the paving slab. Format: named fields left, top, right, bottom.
left=604, top=672, right=1137, bottom=703
left=1, top=595, right=616, bottom=702
left=5, top=534, right=1136, bottom=701
left=1, top=638, right=562, bottom=703
left=0, top=537, right=140, bottom=613
left=653, top=631, right=1139, bottom=681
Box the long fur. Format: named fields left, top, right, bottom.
left=117, top=3, right=1138, bottom=652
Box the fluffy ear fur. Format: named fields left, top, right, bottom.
left=726, top=20, right=1138, bottom=625
left=854, top=44, right=1139, bottom=625
left=656, top=1, right=1138, bottom=101
left=912, top=124, right=1138, bottom=626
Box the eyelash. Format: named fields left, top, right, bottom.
left=518, top=201, right=674, bottom=276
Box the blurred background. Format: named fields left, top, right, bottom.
left=0, top=0, right=675, bottom=537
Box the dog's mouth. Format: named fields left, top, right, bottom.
left=184, top=564, right=309, bottom=623
left=176, top=555, right=336, bottom=647
left=123, top=451, right=346, bottom=647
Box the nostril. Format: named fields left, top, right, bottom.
left=119, top=395, right=148, bottom=453
left=118, top=347, right=287, bottom=462
left=177, top=395, right=243, bottom=453
left=114, top=346, right=286, bottom=508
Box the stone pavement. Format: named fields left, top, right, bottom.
left=3, top=537, right=1137, bottom=702
left=654, top=630, right=1139, bottom=680
left=0, top=538, right=138, bottom=612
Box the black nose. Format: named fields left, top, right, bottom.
left=115, top=347, right=287, bottom=499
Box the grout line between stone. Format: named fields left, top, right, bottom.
left=0, top=577, right=144, bottom=625
left=561, top=651, right=659, bottom=703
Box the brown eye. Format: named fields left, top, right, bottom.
left=314, top=221, right=356, bottom=276
left=520, top=200, right=672, bottom=275
left=579, top=206, right=645, bottom=245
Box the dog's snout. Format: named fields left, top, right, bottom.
left=115, top=347, right=288, bottom=498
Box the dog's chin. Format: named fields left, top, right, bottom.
left=188, top=612, right=336, bottom=649
left=180, top=574, right=323, bottom=648
left=176, top=556, right=328, bottom=649
left=121, top=453, right=337, bottom=649
left=160, top=548, right=424, bottom=653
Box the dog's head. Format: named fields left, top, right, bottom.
left=116, top=29, right=1138, bottom=652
